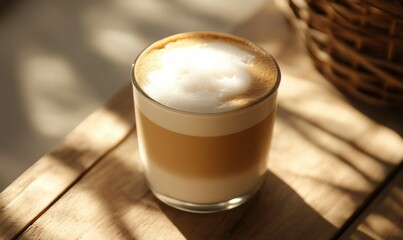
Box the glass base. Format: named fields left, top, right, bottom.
left=149, top=178, right=265, bottom=213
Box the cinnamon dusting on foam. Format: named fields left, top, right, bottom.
left=135, top=32, right=278, bottom=113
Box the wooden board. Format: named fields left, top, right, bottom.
left=18, top=133, right=336, bottom=240
left=351, top=167, right=403, bottom=240
left=17, top=91, right=402, bottom=239
left=2, top=2, right=403, bottom=240
left=0, top=86, right=134, bottom=239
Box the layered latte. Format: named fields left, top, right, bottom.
left=132, top=32, right=280, bottom=209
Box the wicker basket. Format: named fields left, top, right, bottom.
left=284, top=0, right=403, bottom=105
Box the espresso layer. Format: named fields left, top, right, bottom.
left=136, top=109, right=275, bottom=178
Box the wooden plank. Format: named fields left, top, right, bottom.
left=348, top=165, right=403, bottom=240
left=18, top=96, right=402, bottom=240
left=0, top=85, right=134, bottom=239
left=16, top=133, right=336, bottom=240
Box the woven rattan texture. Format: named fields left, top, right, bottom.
left=287, top=0, right=403, bottom=105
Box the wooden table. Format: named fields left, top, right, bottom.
left=1, top=3, right=402, bottom=240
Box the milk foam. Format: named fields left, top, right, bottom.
left=143, top=42, right=255, bottom=113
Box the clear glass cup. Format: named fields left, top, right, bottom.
left=130, top=32, right=280, bottom=213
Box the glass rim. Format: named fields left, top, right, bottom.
left=130, top=31, right=281, bottom=116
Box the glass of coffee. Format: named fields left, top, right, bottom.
left=131, top=32, right=280, bottom=213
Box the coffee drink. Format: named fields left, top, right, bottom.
left=131, top=32, right=280, bottom=212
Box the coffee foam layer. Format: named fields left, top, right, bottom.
left=135, top=32, right=279, bottom=114
left=144, top=42, right=254, bottom=113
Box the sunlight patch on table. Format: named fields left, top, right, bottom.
left=270, top=71, right=403, bottom=228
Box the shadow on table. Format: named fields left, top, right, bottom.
left=346, top=96, right=403, bottom=137
left=348, top=164, right=403, bottom=240
left=276, top=104, right=403, bottom=240
left=158, top=171, right=336, bottom=240
left=4, top=132, right=148, bottom=240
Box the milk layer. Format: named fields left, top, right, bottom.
left=143, top=159, right=266, bottom=203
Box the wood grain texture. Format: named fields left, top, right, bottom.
left=0, top=85, right=134, bottom=239
left=18, top=94, right=402, bottom=240
left=351, top=166, right=403, bottom=240
left=18, top=133, right=338, bottom=240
